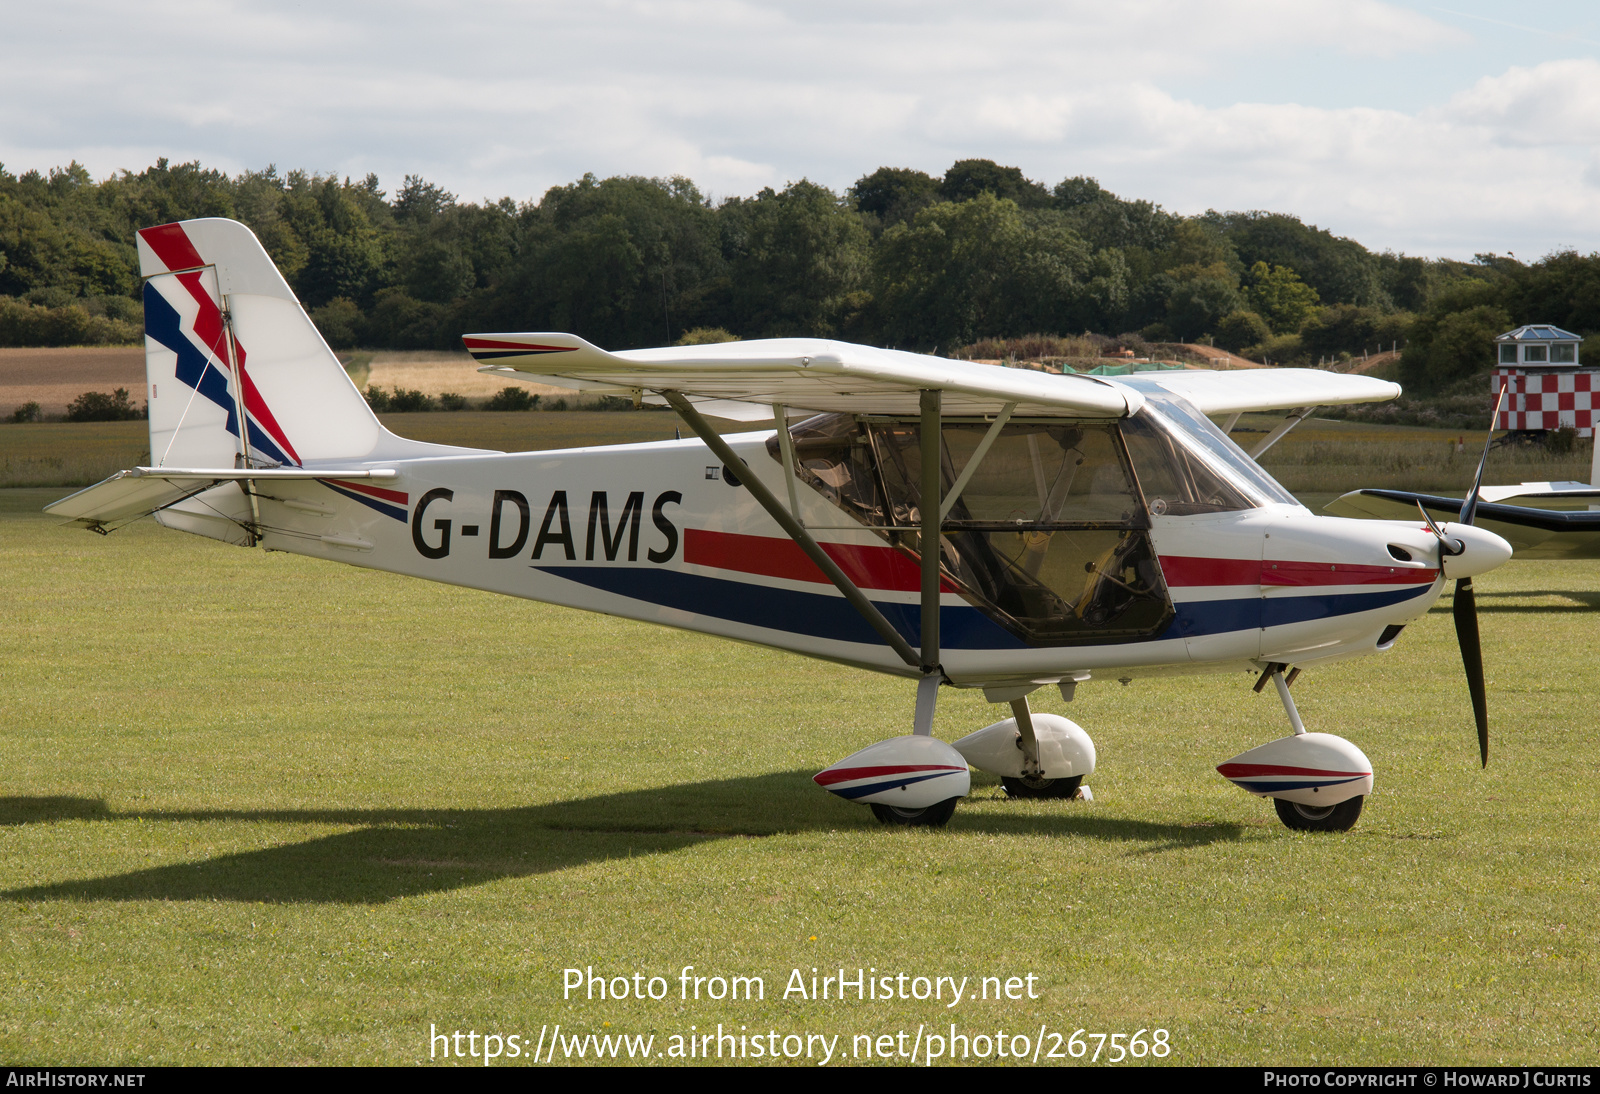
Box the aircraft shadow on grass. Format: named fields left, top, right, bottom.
left=1428, top=589, right=1600, bottom=614
left=0, top=772, right=1243, bottom=905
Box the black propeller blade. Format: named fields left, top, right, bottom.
left=1451, top=383, right=1505, bottom=767
left=1452, top=577, right=1489, bottom=766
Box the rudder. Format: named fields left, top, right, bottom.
left=137, top=218, right=383, bottom=469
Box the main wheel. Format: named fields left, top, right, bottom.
left=1001, top=774, right=1084, bottom=800
left=1274, top=794, right=1363, bottom=832
left=870, top=797, right=959, bottom=827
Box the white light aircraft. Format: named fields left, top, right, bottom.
left=47, top=219, right=1515, bottom=832
left=1329, top=439, right=1600, bottom=560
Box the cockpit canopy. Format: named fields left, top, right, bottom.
left=770, top=403, right=1291, bottom=646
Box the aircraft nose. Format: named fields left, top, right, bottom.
left=1441, top=524, right=1513, bottom=579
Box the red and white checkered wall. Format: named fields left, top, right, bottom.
left=1493, top=368, right=1599, bottom=436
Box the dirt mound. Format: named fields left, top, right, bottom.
left=1166, top=344, right=1265, bottom=369
left=1340, top=350, right=1399, bottom=375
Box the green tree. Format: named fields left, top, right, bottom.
left=1213, top=310, right=1272, bottom=353
left=850, top=167, right=940, bottom=230
left=728, top=180, right=869, bottom=338
left=1164, top=267, right=1242, bottom=342
left=939, top=160, right=1052, bottom=208
left=1415, top=304, right=1510, bottom=388
left=872, top=193, right=1097, bottom=350
left=1245, top=262, right=1320, bottom=333
left=1207, top=210, right=1383, bottom=308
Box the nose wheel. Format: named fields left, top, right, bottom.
left=1274, top=795, right=1364, bottom=832
left=1001, top=774, right=1084, bottom=800
left=870, top=798, right=960, bottom=827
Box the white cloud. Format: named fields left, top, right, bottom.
left=0, top=1, right=1591, bottom=257
left=1444, top=58, right=1600, bottom=146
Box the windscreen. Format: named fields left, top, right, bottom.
left=1117, top=378, right=1303, bottom=508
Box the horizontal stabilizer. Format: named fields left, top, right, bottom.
left=1326, top=488, right=1600, bottom=558
left=1325, top=488, right=1600, bottom=532
left=46, top=466, right=395, bottom=527
left=1475, top=481, right=1600, bottom=504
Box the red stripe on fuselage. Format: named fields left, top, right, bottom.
left=1160, top=556, right=1437, bottom=587
left=1260, top=560, right=1438, bottom=586
left=685, top=528, right=956, bottom=593
left=324, top=479, right=409, bottom=505
left=139, top=223, right=206, bottom=273
left=1159, top=556, right=1260, bottom=586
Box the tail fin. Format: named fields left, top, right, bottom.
left=52, top=219, right=481, bottom=544
left=138, top=218, right=457, bottom=469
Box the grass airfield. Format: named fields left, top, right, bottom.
left=3, top=443, right=1599, bottom=1064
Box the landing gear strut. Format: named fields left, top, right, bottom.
left=1218, top=664, right=1373, bottom=833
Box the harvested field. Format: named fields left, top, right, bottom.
left=0, top=347, right=146, bottom=418
left=364, top=351, right=574, bottom=400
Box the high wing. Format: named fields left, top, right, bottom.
left=466, top=333, right=1140, bottom=418
left=466, top=333, right=1402, bottom=419
left=1119, top=367, right=1400, bottom=415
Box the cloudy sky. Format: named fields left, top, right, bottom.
left=3, top=0, right=1597, bottom=259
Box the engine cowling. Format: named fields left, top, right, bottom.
left=1217, top=732, right=1373, bottom=807
left=813, top=736, right=971, bottom=808
left=951, top=713, right=1097, bottom=780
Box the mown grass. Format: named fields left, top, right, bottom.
left=2, top=486, right=1597, bottom=1065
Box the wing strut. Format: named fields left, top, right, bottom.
left=663, top=391, right=922, bottom=670
left=1248, top=406, right=1318, bottom=459
left=919, top=389, right=942, bottom=677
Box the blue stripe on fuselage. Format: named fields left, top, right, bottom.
left=535, top=568, right=1434, bottom=652
left=1160, top=584, right=1434, bottom=640
left=534, top=566, right=1028, bottom=650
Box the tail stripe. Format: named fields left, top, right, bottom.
left=145, top=266, right=301, bottom=468
left=322, top=481, right=408, bottom=522
left=144, top=283, right=239, bottom=437
left=138, top=224, right=206, bottom=273
left=236, top=355, right=302, bottom=466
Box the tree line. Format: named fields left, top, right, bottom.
left=2, top=157, right=1598, bottom=392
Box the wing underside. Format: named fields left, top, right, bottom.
left=465, top=333, right=1402, bottom=420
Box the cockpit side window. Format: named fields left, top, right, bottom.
left=769, top=413, right=1174, bottom=646
left=781, top=412, right=888, bottom=527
